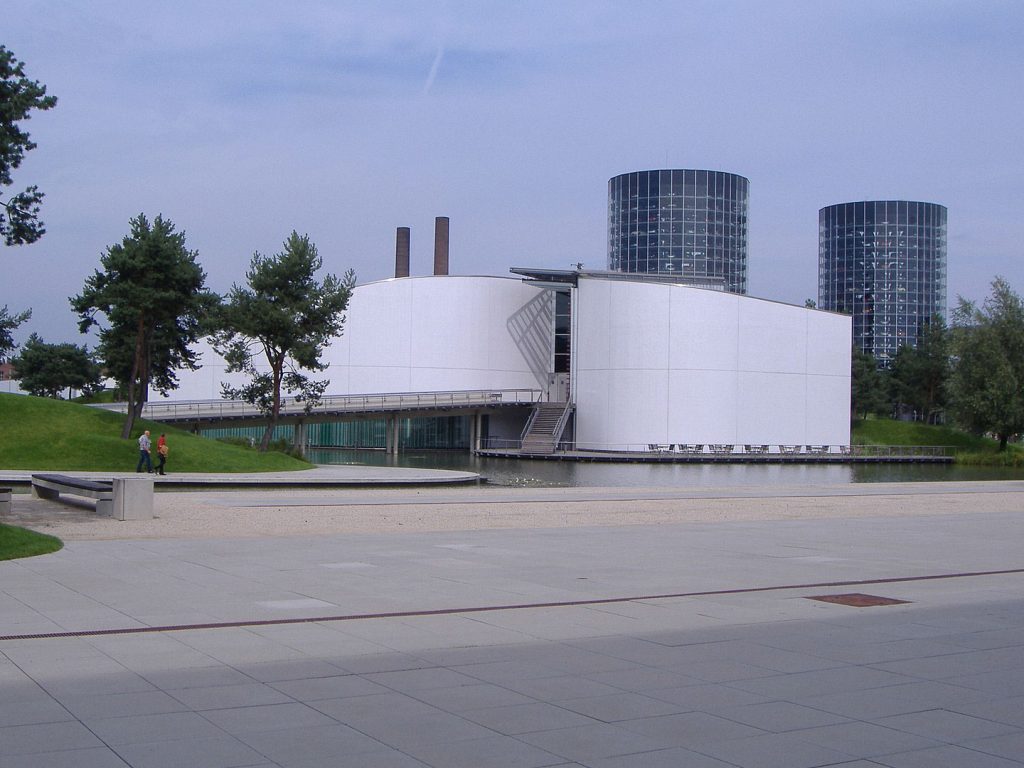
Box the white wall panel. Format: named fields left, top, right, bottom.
left=666, top=369, right=738, bottom=442
left=571, top=369, right=610, bottom=449
left=806, top=374, right=852, bottom=443
left=606, top=368, right=669, bottom=446
left=345, top=279, right=412, bottom=368
left=490, top=281, right=553, bottom=379
left=607, top=283, right=670, bottom=370
left=736, top=372, right=806, bottom=444
left=669, top=289, right=739, bottom=371
left=574, top=279, right=611, bottom=372
left=409, top=278, right=489, bottom=373
left=807, top=310, right=853, bottom=376
left=347, top=366, right=412, bottom=395
left=737, top=300, right=807, bottom=374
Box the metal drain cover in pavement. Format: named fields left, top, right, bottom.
left=808, top=593, right=910, bottom=607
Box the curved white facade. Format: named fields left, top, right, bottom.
left=572, top=278, right=850, bottom=449
left=324, top=276, right=554, bottom=394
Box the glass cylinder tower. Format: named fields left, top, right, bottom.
left=607, top=169, right=749, bottom=294
left=818, top=200, right=947, bottom=367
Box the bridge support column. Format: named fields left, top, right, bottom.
left=471, top=412, right=482, bottom=454
left=385, top=415, right=400, bottom=455
left=294, top=421, right=307, bottom=458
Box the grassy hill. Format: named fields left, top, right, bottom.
left=853, top=417, right=1024, bottom=465
left=852, top=418, right=989, bottom=450
left=0, top=393, right=310, bottom=472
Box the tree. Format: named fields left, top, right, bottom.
left=11, top=333, right=101, bottom=398
left=71, top=214, right=217, bottom=438
left=851, top=346, right=888, bottom=420
left=948, top=277, right=1024, bottom=451
left=0, top=305, right=31, bottom=361
left=1, top=45, right=58, bottom=246
left=212, top=232, right=355, bottom=451
left=98, top=320, right=206, bottom=402
left=888, top=316, right=950, bottom=423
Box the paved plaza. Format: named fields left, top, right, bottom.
left=2, top=481, right=1024, bottom=766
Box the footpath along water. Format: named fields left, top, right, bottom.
left=306, top=448, right=1024, bottom=488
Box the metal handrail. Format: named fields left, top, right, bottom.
left=90, top=388, right=544, bottom=422
left=551, top=402, right=574, bottom=446
left=519, top=406, right=541, bottom=442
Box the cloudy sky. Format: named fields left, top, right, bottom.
left=3, top=0, right=1023, bottom=345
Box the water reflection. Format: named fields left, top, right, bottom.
left=305, top=449, right=1024, bottom=488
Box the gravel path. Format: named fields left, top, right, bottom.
left=6, top=482, right=1022, bottom=541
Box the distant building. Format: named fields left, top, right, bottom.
left=607, top=169, right=749, bottom=294
left=818, top=200, right=947, bottom=367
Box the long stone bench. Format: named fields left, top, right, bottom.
left=0, top=487, right=11, bottom=515
left=31, top=474, right=153, bottom=520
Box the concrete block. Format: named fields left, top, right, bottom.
left=0, top=487, right=10, bottom=515
left=112, top=477, right=154, bottom=521
left=31, top=484, right=58, bottom=501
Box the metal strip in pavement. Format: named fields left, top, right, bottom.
left=2, top=567, right=1022, bottom=642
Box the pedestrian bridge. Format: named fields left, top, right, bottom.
left=92, top=388, right=543, bottom=430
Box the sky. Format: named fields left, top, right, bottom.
left=3, top=0, right=1024, bottom=348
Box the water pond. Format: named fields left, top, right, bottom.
left=306, top=449, right=1024, bottom=488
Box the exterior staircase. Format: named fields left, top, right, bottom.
left=520, top=401, right=573, bottom=455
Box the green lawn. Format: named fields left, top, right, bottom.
left=853, top=417, right=1024, bottom=465
left=0, top=392, right=310, bottom=472
left=0, top=523, right=63, bottom=560
left=852, top=418, right=990, bottom=450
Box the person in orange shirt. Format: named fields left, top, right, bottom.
left=155, top=433, right=168, bottom=476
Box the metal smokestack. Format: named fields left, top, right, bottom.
left=395, top=227, right=410, bottom=278
left=433, top=216, right=449, bottom=276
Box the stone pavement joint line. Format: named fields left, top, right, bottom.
left=3, top=566, right=1022, bottom=643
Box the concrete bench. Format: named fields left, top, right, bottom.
left=31, top=474, right=153, bottom=520
left=0, top=487, right=11, bottom=515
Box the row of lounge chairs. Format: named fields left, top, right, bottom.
left=647, top=444, right=837, bottom=455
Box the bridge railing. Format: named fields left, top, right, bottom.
left=91, top=389, right=544, bottom=422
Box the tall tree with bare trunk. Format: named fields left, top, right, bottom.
left=212, top=232, right=354, bottom=451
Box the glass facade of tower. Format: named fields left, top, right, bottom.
left=818, top=200, right=947, bottom=367
left=607, top=169, right=749, bottom=294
